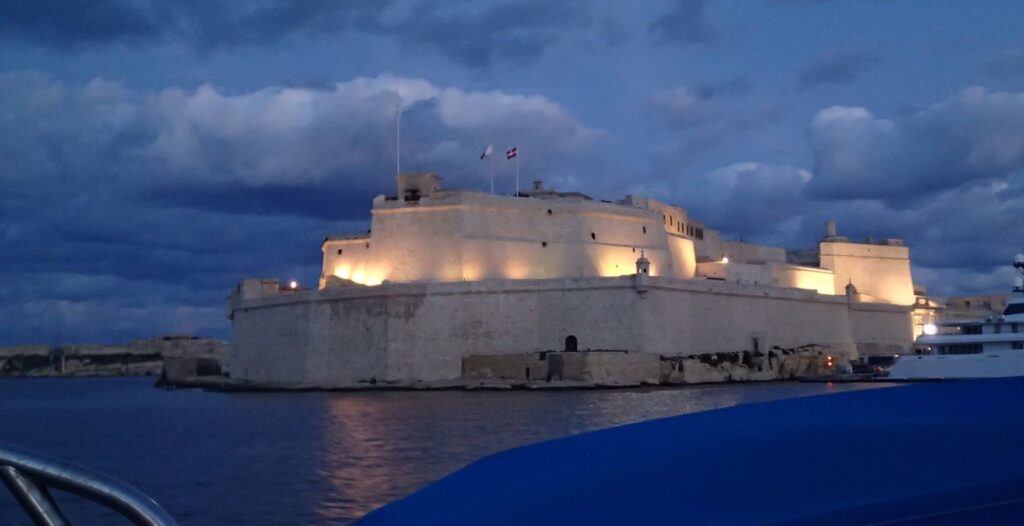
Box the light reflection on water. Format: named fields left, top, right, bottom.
left=312, top=382, right=889, bottom=523
left=0, top=378, right=890, bottom=525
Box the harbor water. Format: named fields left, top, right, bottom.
left=0, top=378, right=889, bottom=524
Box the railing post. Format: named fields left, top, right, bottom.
left=0, top=465, right=69, bottom=526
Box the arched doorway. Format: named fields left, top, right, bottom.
left=564, top=335, right=578, bottom=352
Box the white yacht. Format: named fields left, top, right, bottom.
left=889, top=254, right=1024, bottom=379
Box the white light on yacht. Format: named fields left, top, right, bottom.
left=923, top=323, right=938, bottom=336
left=721, top=257, right=729, bottom=264
left=289, top=280, right=299, bottom=289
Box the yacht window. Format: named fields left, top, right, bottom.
left=962, top=325, right=982, bottom=335
left=945, top=344, right=983, bottom=354
left=1014, top=342, right=1024, bottom=350
left=1005, top=304, right=1024, bottom=316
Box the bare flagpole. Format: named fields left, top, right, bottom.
left=515, top=143, right=520, bottom=197
left=490, top=153, right=494, bottom=194
left=395, top=103, right=402, bottom=176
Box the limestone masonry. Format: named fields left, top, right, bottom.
left=228, top=173, right=915, bottom=388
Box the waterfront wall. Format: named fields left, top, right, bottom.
left=229, top=275, right=911, bottom=388
left=0, top=337, right=229, bottom=379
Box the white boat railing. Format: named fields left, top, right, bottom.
left=0, top=443, right=177, bottom=526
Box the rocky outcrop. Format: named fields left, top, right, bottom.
left=459, top=345, right=849, bottom=388
left=659, top=345, right=851, bottom=384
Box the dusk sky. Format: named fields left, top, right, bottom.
left=3, top=1, right=1024, bottom=345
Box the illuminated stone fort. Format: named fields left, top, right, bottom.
left=229, top=173, right=915, bottom=387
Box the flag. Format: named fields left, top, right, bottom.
left=506, top=146, right=518, bottom=160
left=480, top=144, right=493, bottom=160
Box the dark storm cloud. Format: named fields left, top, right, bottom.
left=0, top=0, right=590, bottom=69
left=0, top=71, right=606, bottom=344
left=139, top=180, right=374, bottom=221
left=649, top=82, right=782, bottom=162
left=386, top=1, right=591, bottom=68
left=694, top=76, right=752, bottom=99
left=797, top=48, right=878, bottom=89
left=639, top=83, right=1024, bottom=300
left=0, top=0, right=162, bottom=47
left=981, top=49, right=1024, bottom=81
left=649, top=0, right=716, bottom=45
left=0, top=1, right=385, bottom=49
left=806, top=87, right=1024, bottom=202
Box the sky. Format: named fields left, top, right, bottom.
left=3, top=0, right=1024, bottom=345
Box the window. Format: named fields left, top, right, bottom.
left=541, top=241, right=548, bottom=247
left=1014, top=323, right=1020, bottom=333
left=1014, top=342, right=1024, bottom=350
left=547, top=209, right=553, bottom=215
left=591, top=232, right=596, bottom=240
left=337, top=249, right=343, bottom=255
left=962, top=325, right=982, bottom=335
left=943, top=344, right=983, bottom=354
left=642, top=226, right=647, bottom=234
left=1005, top=304, right=1024, bottom=316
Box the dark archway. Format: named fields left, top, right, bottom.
left=565, top=335, right=578, bottom=352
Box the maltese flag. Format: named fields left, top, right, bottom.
left=480, top=144, right=493, bottom=159
left=506, top=146, right=518, bottom=160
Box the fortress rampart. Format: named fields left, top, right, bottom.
left=229, top=173, right=915, bottom=388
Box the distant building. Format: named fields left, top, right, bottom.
left=229, top=173, right=915, bottom=387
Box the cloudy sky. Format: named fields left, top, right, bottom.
left=3, top=0, right=1024, bottom=345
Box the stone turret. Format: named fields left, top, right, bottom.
left=636, top=251, right=650, bottom=275
left=634, top=250, right=650, bottom=294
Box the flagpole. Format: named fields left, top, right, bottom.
left=515, top=144, right=520, bottom=197
left=489, top=154, right=494, bottom=195
left=395, top=103, right=401, bottom=176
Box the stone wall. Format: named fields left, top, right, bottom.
left=229, top=274, right=911, bottom=388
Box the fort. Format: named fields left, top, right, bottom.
left=228, top=173, right=915, bottom=388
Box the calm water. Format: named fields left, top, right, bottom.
left=0, top=378, right=888, bottom=524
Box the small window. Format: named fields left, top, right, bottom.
left=591, top=232, right=596, bottom=240
left=642, top=226, right=647, bottom=234
left=547, top=209, right=553, bottom=215
left=337, top=249, right=343, bottom=255
left=365, top=243, right=370, bottom=249
left=1013, top=323, right=1019, bottom=333
left=541, top=241, right=548, bottom=247
left=1014, top=342, right=1023, bottom=350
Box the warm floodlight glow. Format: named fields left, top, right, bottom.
left=289, top=280, right=299, bottom=289
left=923, top=323, right=938, bottom=336
left=721, top=257, right=729, bottom=264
